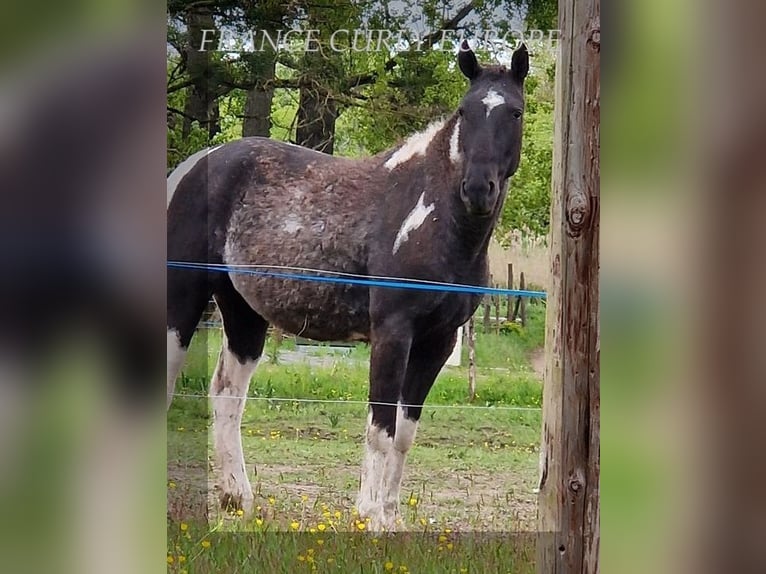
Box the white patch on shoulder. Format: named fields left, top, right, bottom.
left=384, top=119, right=446, bottom=170
left=449, top=118, right=462, bottom=164
left=392, top=192, right=435, bottom=255
left=167, top=144, right=223, bottom=207
left=481, top=89, right=505, bottom=118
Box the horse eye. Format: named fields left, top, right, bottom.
left=512, top=109, right=523, bottom=120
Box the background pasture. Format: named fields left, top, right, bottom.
left=167, top=305, right=546, bottom=571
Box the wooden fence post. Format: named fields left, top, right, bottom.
left=494, top=286, right=501, bottom=333
left=520, top=272, right=527, bottom=328
left=536, top=0, right=600, bottom=572
left=507, top=262, right=514, bottom=321
left=467, top=316, right=477, bottom=401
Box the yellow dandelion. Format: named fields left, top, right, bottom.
left=301, top=494, right=309, bottom=502
left=327, top=557, right=335, bottom=563
left=351, top=508, right=359, bottom=516
left=180, top=570, right=188, bottom=574
left=236, top=509, right=244, bottom=517
left=419, top=518, right=427, bottom=526
left=356, top=522, right=366, bottom=531
left=290, top=521, right=300, bottom=530
left=408, top=497, right=418, bottom=506
left=168, top=481, right=177, bottom=489
left=201, top=540, right=211, bottom=549
left=460, top=569, right=468, bottom=573
left=334, top=511, right=342, bottom=519
left=268, top=497, right=276, bottom=505
left=371, top=538, right=379, bottom=545
left=298, top=555, right=306, bottom=562
left=309, top=527, right=317, bottom=534
left=438, top=535, right=447, bottom=543
left=178, top=555, right=186, bottom=563
left=438, top=546, right=444, bottom=551
left=317, top=523, right=327, bottom=532
left=256, top=518, right=264, bottom=526
left=317, top=539, right=324, bottom=545
left=322, top=511, right=331, bottom=518
left=384, top=561, right=394, bottom=571
left=307, top=549, right=314, bottom=556
left=399, top=566, right=409, bottom=573
left=179, top=522, right=188, bottom=532
left=447, top=543, right=454, bottom=550
left=167, top=555, right=174, bottom=564
left=445, top=528, right=452, bottom=533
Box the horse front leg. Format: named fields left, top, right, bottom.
left=380, top=331, right=459, bottom=526
left=358, top=317, right=412, bottom=531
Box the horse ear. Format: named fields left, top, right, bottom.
left=458, top=40, right=482, bottom=81
left=511, top=43, right=529, bottom=83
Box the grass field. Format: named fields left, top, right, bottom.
left=168, top=306, right=545, bottom=572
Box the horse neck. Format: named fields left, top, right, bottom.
left=381, top=115, right=501, bottom=268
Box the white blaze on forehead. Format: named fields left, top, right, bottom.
left=384, top=119, right=446, bottom=170
left=449, top=118, right=462, bottom=164
left=167, top=144, right=223, bottom=207
left=392, top=192, right=435, bottom=255
left=481, top=89, right=505, bottom=118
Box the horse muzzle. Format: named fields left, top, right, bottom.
left=460, top=178, right=499, bottom=217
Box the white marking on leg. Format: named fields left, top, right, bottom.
left=167, top=328, right=187, bottom=409
left=379, top=404, right=419, bottom=530
left=384, top=119, right=446, bottom=170
left=393, top=403, right=418, bottom=452
left=167, top=144, right=223, bottom=207
left=211, top=337, right=259, bottom=512
left=358, top=412, right=393, bottom=527
left=481, top=89, right=505, bottom=117
left=449, top=118, right=462, bottom=164
left=392, top=192, right=435, bottom=254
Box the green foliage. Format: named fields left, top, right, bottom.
left=498, top=43, right=555, bottom=240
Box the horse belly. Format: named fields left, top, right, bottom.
left=224, top=225, right=371, bottom=341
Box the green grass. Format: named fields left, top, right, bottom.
left=168, top=309, right=545, bottom=572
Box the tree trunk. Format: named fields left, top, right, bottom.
left=242, top=48, right=277, bottom=138
left=296, top=81, right=337, bottom=154
left=182, top=8, right=220, bottom=139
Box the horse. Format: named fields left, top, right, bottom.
left=167, top=42, right=528, bottom=531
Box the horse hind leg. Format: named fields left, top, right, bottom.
left=167, top=269, right=211, bottom=409
left=209, top=278, right=268, bottom=513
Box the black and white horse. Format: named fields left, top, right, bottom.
left=167, top=43, right=528, bottom=531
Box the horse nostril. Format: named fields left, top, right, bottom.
left=488, top=180, right=496, bottom=193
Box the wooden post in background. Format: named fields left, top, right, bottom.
left=495, top=285, right=502, bottom=335
left=537, top=0, right=600, bottom=572
left=519, top=272, right=527, bottom=328
left=466, top=316, right=477, bottom=402
left=507, top=262, right=514, bottom=321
